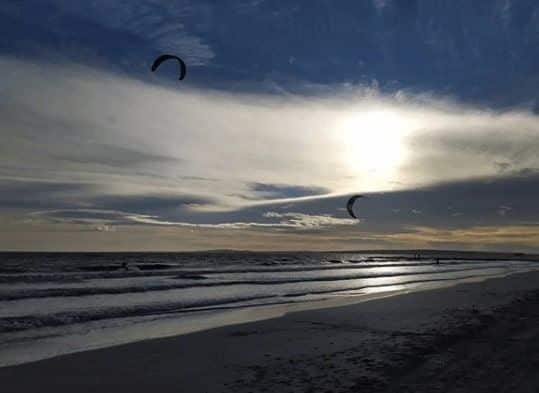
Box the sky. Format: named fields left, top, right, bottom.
left=1, top=0, right=538, bottom=252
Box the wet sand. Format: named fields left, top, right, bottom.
left=2, top=270, right=539, bottom=393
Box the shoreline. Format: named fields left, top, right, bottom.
left=0, top=270, right=525, bottom=368
left=2, top=270, right=539, bottom=392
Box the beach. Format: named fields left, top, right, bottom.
left=2, top=269, right=539, bottom=393
left=3, top=251, right=535, bottom=367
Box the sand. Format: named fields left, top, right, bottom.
left=2, top=270, right=539, bottom=393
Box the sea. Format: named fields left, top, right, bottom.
left=1, top=251, right=537, bottom=367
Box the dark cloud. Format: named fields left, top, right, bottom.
left=37, top=209, right=132, bottom=225
left=91, top=194, right=213, bottom=215
left=233, top=173, right=539, bottom=233
left=351, top=174, right=539, bottom=230
left=4, top=172, right=539, bottom=251
left=9, top=170, right=537, bottom=232
left=0, top=180, right=93, bottom=209
left=0, top=178, right=213, bottom=221
left=50, top=144, right=184, bottom=169
left=248, top=183, right=330, bottom=200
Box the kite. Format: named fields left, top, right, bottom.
left=346, top=195, right=364, bottom=219
left=151, top=54, right=187, bottom=80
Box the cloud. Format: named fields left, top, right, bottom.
left=1, top=56, right=539, bottom=250
left=262, top=211, right=357, bottom=228
left=30, top=208, right=357, bottom=233
left=3, top=56, right=538, bottom=206
left=248, top=183, right=330, bottom=199
left=382, top=224, right=539, bottom=250
left=402, top=110, right=539, bottom=187
left=0, top=180, right=94, bottom=210
left=1, top=0, right=215, bottom=67
left=91, top=194, right=213, bottom=214
left=3, top=0, right=539, bottom=110
left=29, top=205, right=359, bottom=229
left=49, top=144, right=184, bottom=169
left=83, top=1, right=215, bottom=65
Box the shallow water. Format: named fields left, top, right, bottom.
left=0, top=251, right=537, bottom=367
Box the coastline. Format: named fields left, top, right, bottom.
left=0, top=269, right=524, bottom=368
left=2, top=269, right=539, bottom=392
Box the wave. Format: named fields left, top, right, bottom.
left=0, top=273, right=501, bottom=334
left=0, top=266, right=507, bottom=301
left=0, top=259, right=513, bottom=284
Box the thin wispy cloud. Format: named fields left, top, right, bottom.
left=30, top=208, right=356, bottom=231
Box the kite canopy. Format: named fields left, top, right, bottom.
left=151, top=54, right=187, bottom=80
left=346, top=195, right=364, bottom=219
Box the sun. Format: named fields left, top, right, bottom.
left=337, top=109, right=417, bottom=191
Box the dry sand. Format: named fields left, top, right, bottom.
left=2, top=270, right=539, bottom=393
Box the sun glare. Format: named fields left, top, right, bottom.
left=337, top=109, right=418, bottom=191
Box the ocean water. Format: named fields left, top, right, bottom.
left=0, top=251, right=537, bottom=367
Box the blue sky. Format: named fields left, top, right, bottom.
left=1, top=1, right=538, bottom=251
